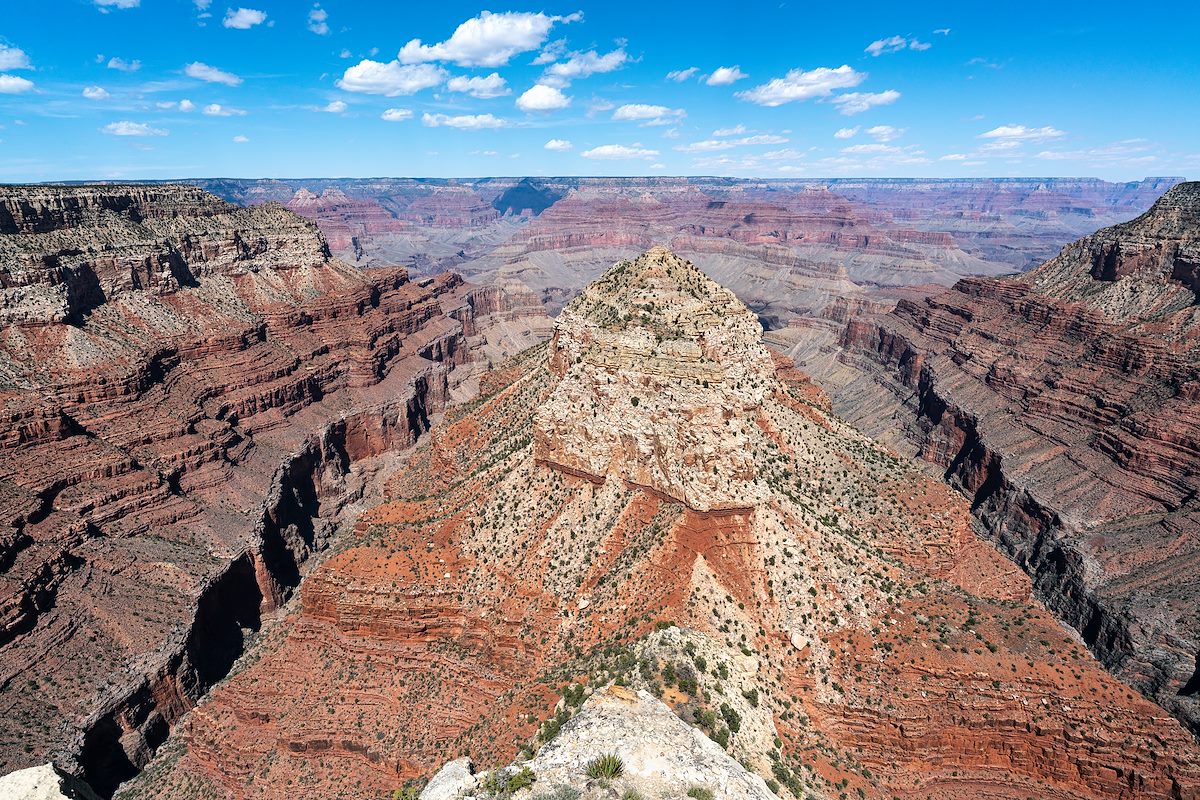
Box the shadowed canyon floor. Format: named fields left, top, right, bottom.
left=119, top=248, right=1200, bottom=800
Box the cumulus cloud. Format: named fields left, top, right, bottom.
left=320, top=100, right=347, bottom=113
left=580, top=143, right=659, bottom=160
left=544, top=138, right=573, bottom=151
left=380, top=107, right=413, bottom=122
left=834, top=126, right=859, bottom=139
left=979, top=124, right=1066, bottom=141
left=712, top=124, right=746, bottom=136
left=829, top=90, right=900, bottom=115
left=94, top=0, right=140, bottom=10
left=307, top=5, right=329, bottom=35
left=447, top=72, right=510, bottom=98
left=705, top=66, right=747, bottom=86
left=156, top=98, right=196, bottom=111
left=0, top=75, right=33, bottom=94
left=399, top=10, right=581, bottom=68
left=107, top=56, right=141, bottom=72
left=421, top=112, right=507, bottom=129
left=865, top=36, right=930, bottom=56
left=223, top=8, right=267, bottom=29
left=541, top=48, right=627, bottom=88
left=0, top=46, right=31, bottom=71
left=675, top=134, right=788, bottom=152
left=102, top=120, right=167, bottom=136
left=83, top=86, right=110, bottom=100
left=737, top=65, right=864, bottom=106
left=666, top=67, right=698, bottom=82
left=612, top=103, right=686, bottom=125
left=516, top=83, right=570, bottom=111
left=233, top=134, right=249, bottom=143
left=185, top=61, right=242, bottom=85
left=203, top=103, right=247, bottom=116
left=336, top=60, right=445, bottom=95
left=865, top=124, right=903, bottom=141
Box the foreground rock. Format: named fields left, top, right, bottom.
left=837, top=180, right=1200, bottom=735
left=0, top=763, right=102, bottom=800
left=129, top=248, right=1200, bottom=800
left=0, top=185, right=536, bottom=796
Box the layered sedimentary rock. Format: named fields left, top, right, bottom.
left=837, top=181, right=1200, bottom=735
left=0, top=185, right=521, bottom=796
left=128, top=249, right=1200, bottom=800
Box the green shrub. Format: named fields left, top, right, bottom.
left=687, top=788, right=715, bottom=800
left=585, top=752, right=625, bottom=780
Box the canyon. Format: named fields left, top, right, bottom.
left=0, top=185, right=544, bottom=797
left=836, top=180, right=1200, bottom=738
left=119, top=248, right=1200, bottom=800
left=3, top=180, right=1199, bottom=800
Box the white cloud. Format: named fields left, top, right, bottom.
left=834, top=126, right=859, bottom=139
left=532, top=38, right=567, bottom=65
left=705, top=66, right=747, bottom=86
left=203, top=103, right=247, bottom=116
left=223, top=8, right=267, bottom=29
left=612, top=103, right=686, bottom=125
left=829, top=90, right=900, bottom=115
left=979, top=124, right=1066, bottom=141
left=865, top=36, right=930, bottom=56
left=541, top=48, right=627, bottom=88
left=421, top=112, right=507, bottom=129
left=447, top=72, right=510, bottom=98
left=866, top=125, right=903, bottom=141
left=516, top=83, right=570, bottom=111
left=107, top=57, right=141, bottom=72
left=194, top=0, right=212, bottom=7
left=712, top=124, right=746, bottom=136
left=102, top=121, right=167, bottom=136
left=676, top=134, right=788, bottom=152
left=233, top=134, right=249, bottom=143
left=934, top=28, right=951, bottom=35
left=544, top=138, right=573, bottom=151
left=381, top=108, right=412, bottom=121
left=336, top=60, right=445, bottom=95
left=83, top=86, right=110, bottom=100
left=94, top=0, right=140, bottom=9
left=0, top=75, right=33, bottom=94
left=185, top=61, right=242, bottom=86
left=580, top=143, right=659, bottom=160
left=307, top=5, right=329, bottom=35
left=841, top=143, right=899, bottom=154
left=666, top=67, right=698, bottom=82
left=737, top=65, right=864, bottom=107
left=320, top=100, right=347, bottom=113
left=940, top=153, right=968, bottom=161
left=0, top=46, right=31, bottom=71
left=399, top=10, right=581, bottom=67
left=179, top=98, right=196, bottom=112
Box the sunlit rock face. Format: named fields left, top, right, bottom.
left=534, top=246, right=777, bottom=511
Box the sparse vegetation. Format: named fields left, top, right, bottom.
left=585, top=752, right=625, bottom=780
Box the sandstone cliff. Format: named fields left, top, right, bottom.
left=126, top=248, right=1200, bottom=800
left=0, top=185, right=521, bottom=796
left=836, top=180, right=1200, bottom=736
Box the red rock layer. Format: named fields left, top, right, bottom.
left=835, top=181, right=1200, bottom=736
left=0, top=186, right=500, bottom=796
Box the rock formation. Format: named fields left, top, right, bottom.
left=0, top=185, right=535, bottom=796
left=836, top=181, right=1200, bottom=736
left=124, top=248, right=1200, bottom=800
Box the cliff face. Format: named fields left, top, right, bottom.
left=836, top=181, right=1200, bottom=735
left=127, top=249, right=1200, bottom=800
left=0, top=185, right=514, bottom=796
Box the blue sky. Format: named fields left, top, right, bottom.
left=0, top=1, right=1196, bottom=181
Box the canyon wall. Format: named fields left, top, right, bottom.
left=0, top=185, right=522, bottom=796
left=836, top=181, right=1200, bottom=736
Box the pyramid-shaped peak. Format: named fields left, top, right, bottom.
left=565, top=246, right=755, bottom=335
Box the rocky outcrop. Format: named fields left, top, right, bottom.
left=0, top=185, right=506, bottom=796
left=128, top=248, right=1200, bottom=800
left=0, top=763, right=103, bottom=800
left=835, top=181, right=1200, bottom=736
